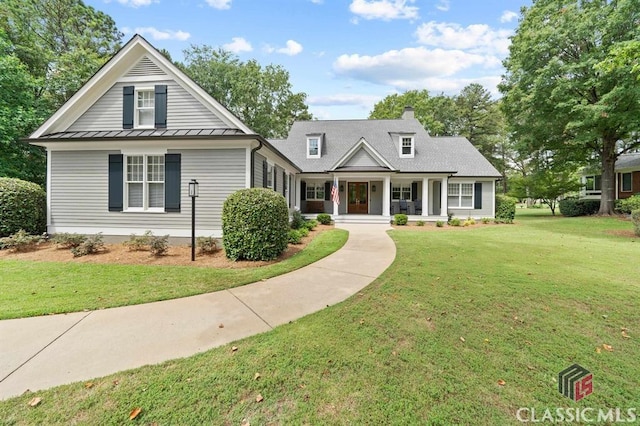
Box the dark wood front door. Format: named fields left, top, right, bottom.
left=348, top=182, right=368, bottom=214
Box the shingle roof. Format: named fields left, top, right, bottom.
left=270, top=118, right=501, bottom=177
left=616, top=152, right=640, bottom=170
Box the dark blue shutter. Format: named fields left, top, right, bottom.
left=474, top=182, right=482, bottom=209
left=123, top=86, right=134, bottom=129
left=301, top=181, right=306, bottom=201
left=154, top=85, right=167, bottom=129
left=273, top=168, right=277, bottom=191
left=108, top=154, right=123, bottom=211
left=411, top=182, right=418, bottom=201
left=165, top=154, right=181, bottom=212
left=324, top=182, right=331, bottom=201
left=282, top=171, right=286, bottom=196
left=262, top=161, right=268, bottom=187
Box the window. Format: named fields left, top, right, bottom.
left=399, top=135, right=414, bottom=158
left=266, top=164, right=274, bottom=189
left=448, top=183, right=473, bottom=208
left=126, top=155, right=164, bottom=210
left=306, top=182, right=325, bottom=200
left=392, top=184, right=412, bottom=200
left=584, top=175, right=601, bottom=193
left=136, top=89, right=155, bottom=127
left=622, top=172, right=632, bottom=192
left=307, top=136, right=321, bottom=158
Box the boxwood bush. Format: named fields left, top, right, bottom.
left=222, top=188, right=289, bottom=261
left=559, top=198, right=600, bottom=217
left=495, top=194, right=517, bottom=223
left=394, top=214, right=408, bottom=225
left=0, top=177, right=46, bottom=237
left=316, top=213, right=332, bottom=225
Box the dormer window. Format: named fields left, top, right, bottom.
left=307, top=135, right=322, bottom=159
left=399, top=135, right=414, bottom=158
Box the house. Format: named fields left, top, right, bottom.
left=29, top=35, right=501, bottom=238
left=580, top=153, right=640, bottom=200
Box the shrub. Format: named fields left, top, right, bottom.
left=495, top=194, right=517, bottom=223
left=197, top=236, right=219, bottom=255
left=51, top=233, right=86, bottom=249
left=290, top=209, right=305, bottom=230
left=559, top=199, right=600, bottom=217
left=436, top=220, right=445, bottom=227
left=298, top=227, right=310, bottom=238
left=222, top=188, right=290, bottom=261
left=416, top=220, right=425, bottom=226
left=288, top=229, right=303, bottom=244
left=0, top=177, right=46, bottom=237
left=71, top=233, right=104, bottom=257
left=449, top=217, right=462, bottom=227
left=317, top=213, right=332, bottom=225
left=303, top=219, right=318, bottom=231
left=463, top=218, right=475, bottom=227
left=394, top=214, right=408, bottom=225
left=481, top=217, right=492, bottom=224
left=123, top=230, right=153, bottom=251
left=149, top=234, right=169, bottom=257
left=615, top=195, right=640, bottom=215
left=632, top=209, right=640, bottom=237
left=0, top=230, right=43, bottom=252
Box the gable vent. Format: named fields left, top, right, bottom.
left=125, top=56, right=166, bottom=77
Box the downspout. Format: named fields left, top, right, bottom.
left=250, top=140, right=263, bottom=188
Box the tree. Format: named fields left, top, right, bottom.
left=180, top=46, right=312, bottom=138
left=500, top=0, right=640, bottom=215
left=0, top=31, right=46, bottom=185
left=0, top=0, right=122, bottom=109
left=522, top=158, right=582, bottom=215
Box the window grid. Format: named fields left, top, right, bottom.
left=126, top=155, right=164, bottom=210
left=136, top=90, right=155, bottom=127
left=306, top=183, right=324, bottom=200
left=392, top=184, right=412, bottom=200
left=308, top=138, right=319, bottom=157
left=401, top=137, right=413, bottom=155
left=448, top=183, right=474, bottom=208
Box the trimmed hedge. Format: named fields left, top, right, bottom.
left=222, top=188, right=290, bottom=261
left=559, top=199, right=600, bottom=217
left=495, top=194, right=517, bottom=223
left=0, top=177, right=46, bottom=237
left=316, top=213, right=332, bottom=225
left=394, top=214, right=408, bottom=225
left=632, top=209, right=640, bottom=237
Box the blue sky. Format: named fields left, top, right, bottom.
left=87, top=0, right=531, bottom=119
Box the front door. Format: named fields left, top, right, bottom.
left=348, top=182, right=368, bottom=214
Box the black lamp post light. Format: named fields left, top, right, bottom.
left=189, top=179, right=199, bottom=261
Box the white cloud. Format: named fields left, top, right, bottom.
left=122, top=26, right=191, bottom=41
left=267, top=40, right=303, bottom=56
left=310, top=0, right=323, bottom=4
left=415, top=21, right=512, bottom=55
left=500, top=10, right=519, bottom=23
left=349, top=0, right=418, bottom=21
left=308, top=93, right=381, bottom=107
left=435, top=0, right=449, bottom=12
left=113, top=0, right=156, bottom=7
left=333, top=47, right=498, bottom=89
left=223, top=37, right=252, bottom=53
left=205, top=0, right=231, bottom=9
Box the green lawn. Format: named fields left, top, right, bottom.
left=1, top=212, right=639, bottom=424
left=0, top=229, right=348, bottom=320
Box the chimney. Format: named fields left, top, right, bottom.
left=402, top=106, right=415, bottom=120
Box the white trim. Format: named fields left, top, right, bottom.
left=48, top=225, right=222, bottom=239
left=245, top=147, right=252, bottom=188
left=330, top=137, right=395, bottom=171
left=447, top=181, right=475, bottom=209
left=399, top=135, right=415, bottom=158
left=491, top=180, right=496, bottom=218
left=383, top=175, right=391, bottom=218
left=422, top=177, right=429, bottom=217
left=134, top=87, right=155, bottom=129
left=32, top=139, right=256, bottom=151
left=306, top=136, right=321, bottom=159
left=121, top=147, right=167, bottom=155
left=46, top=149, right=52, bottom=226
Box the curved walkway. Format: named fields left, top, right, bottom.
left=0, top=224, right=395, bottom=400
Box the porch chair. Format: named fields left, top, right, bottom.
left=399, top=199, right=408, bottom=214
left=414, top=199, right=422, bottom=214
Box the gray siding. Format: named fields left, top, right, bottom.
left=370, top=180, right=383, bottom=215
left=50, top=148, right=247, bottom=234
left=447, top=180, right=494, bottom=218
left=345, top=149, right=379, bottom=167
left=254, top=153, right=265, bottom=188
left=68, top=81, right=227, bottom=131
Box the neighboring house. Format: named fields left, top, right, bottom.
left=580, top=153, right=640, bottom=200
left=270, top=108, right=501, bottom=223
left=29, top=35, right=501, bottom=238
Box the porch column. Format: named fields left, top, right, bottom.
left=492, top=180, right=496, bottom=217
left=383, top=175, right=391, bottom=217
left=295, top=175, right=301, bottom=211
left=332, top=175, right=339, bottom=217
left=421, top=177, right=429, bottom=217
left=441, top=176, right=449, bottom=218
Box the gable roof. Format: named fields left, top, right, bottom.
left=331, top=137, right=396, bottom=171
left=616, top=152, right=640, bottom=171
left=30, top=34, right=254, bottom=139
left=270, top=118, right=501, bottom=177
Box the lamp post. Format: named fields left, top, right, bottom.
left=189, top=179, right=199, bottom=261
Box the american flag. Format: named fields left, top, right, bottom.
left=331, top=183, right=340, bottom=205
